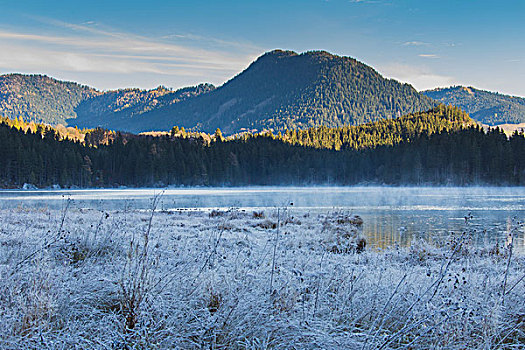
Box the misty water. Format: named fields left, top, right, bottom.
left=1, top=186, right=524, bottom=253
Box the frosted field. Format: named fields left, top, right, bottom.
left=0, top=202, right=524, bottom=349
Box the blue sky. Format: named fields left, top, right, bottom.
left=0, top=0, right=523, bottom=96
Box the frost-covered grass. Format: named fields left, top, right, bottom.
left=0, top=204, right=524, bottom=349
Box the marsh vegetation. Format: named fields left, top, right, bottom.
left=0, top=203, right=523, bottom=349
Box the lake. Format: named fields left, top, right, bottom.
left=1, top=186, right=524, bottom=253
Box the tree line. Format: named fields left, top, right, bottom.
left=0, top=106, right=524, bottom=188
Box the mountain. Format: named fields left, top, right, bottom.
left=0, top=74, right=99, bottom=125
left=0, top=73, right=215, bottom=127
left=71, top=83, right=215, bottom=128
left=422, top=86, right=525, bottom=126
left=114, top=50, right=435, bottom=134
left=0, top=50, right=436, bottom=133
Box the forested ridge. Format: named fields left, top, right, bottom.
left=278, top=105, right=472, bottom=150
left=72, top=83, right=215, bottom=129
left=423, top=86, right=525, bottom=125
left=0, top=73, right=214, bottom=127
left=1, top=106, right=524, bottom=188
left=0, top=74, right=98, bottom=125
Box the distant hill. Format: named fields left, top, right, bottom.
left=121, top=50, right=435, bottom=133
left=0, top=74, right=99, bottom=125
left=0, top=73, right=215, bottom=127
left=71, top=83, right=215, bottom=128
left=423, top=86, right=525, bottom=125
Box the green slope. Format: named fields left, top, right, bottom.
left=0, top=74, right=98, bottom=125
left=71, top=83, right=215, bottom=128
left=423, top=86, right=525, bottom=125
left=0, top=73, right=215, bottom=127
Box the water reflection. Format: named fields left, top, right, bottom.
left=360, top=209, right=524, bottom=253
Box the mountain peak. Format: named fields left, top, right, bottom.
left=264, top=49, right=298, bottom=57
left=302, top=50, right=338, bottom=58
left=116, top=49, right=434, bottom=133
left=253, top=50, right=298, bottom=65
left=260, top=49, right=353, bottom=63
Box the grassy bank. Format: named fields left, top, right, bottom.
left=0, top=205, right=524, bottom=349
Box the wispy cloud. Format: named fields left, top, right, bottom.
left=377, top=63, right=455, bottom=91
left=348, top=0, right=385, bottom=4
left=403, top=41, right=428, bottom=46
left=418, top=54, right=439, bottom=59
left=0, top=18, right=262, bottom=89
left=161, top=32, right=260, bottom=52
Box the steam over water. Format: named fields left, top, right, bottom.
left=1, top=186, right=524, bottom=253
